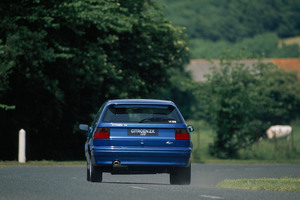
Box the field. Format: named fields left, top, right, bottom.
left=188, top=120, right=300, bottom=164
left=279, top=36, right=300, bottom=48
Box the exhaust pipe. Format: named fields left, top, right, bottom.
left=112, top=160, right=121, bottom=167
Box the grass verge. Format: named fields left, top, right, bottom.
left=217, top=177, right=300, bottom=192
left=0, top=160, right=85, bottom=167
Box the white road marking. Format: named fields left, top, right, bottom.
left=200, top=194, right=224, bottom=199
left=131, top=186, right=148, bottom=190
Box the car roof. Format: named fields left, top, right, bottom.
left=106, top=99, right=175, bottom=106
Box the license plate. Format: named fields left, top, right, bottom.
left=127, top=129, right=159, bottom=136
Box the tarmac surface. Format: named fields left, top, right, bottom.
left=1, top=164, right=300, bottom=200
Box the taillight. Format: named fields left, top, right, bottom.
left=94, top=127, right=110, bottom=139
left=175, top=128, right=190, bottom=140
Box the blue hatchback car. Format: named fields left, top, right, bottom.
left=79, top=99, right=193, bottom=185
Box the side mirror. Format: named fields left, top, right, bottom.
left=187, top=125, right=194, bottom=132
left=79, top=124, right=89, bottom=131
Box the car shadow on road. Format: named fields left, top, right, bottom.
left=100, top=181, right=170, bottom=186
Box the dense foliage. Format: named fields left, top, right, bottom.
left=160, top=0, right=300, bottom=58
left=0, top=0, right=189, bottom=160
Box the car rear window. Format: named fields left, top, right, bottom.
left=102, top=104, right=183, bottom=123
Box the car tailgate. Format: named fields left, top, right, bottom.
left=106, top=123, right=189, bottom=147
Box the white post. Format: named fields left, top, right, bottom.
left=18, top=129, right=26, bottom=163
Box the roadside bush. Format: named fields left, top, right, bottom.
left=198, top=58, right=300, bottom=158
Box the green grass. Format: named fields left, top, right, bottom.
left=217, top=177, right=300, bottom=192
left=187, top=120, right=300, bottom=164
left=0, top=160, right=85, bottom=167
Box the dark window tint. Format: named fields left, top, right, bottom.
left=102, top=104, right=183, bottom=123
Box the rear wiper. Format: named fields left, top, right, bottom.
left=139, top=118, right=155, bottom=123
left=139, top=118, right=175, bottom=123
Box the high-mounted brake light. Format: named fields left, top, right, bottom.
left=94, top=127, right=110, bottom=139
left=175, top=128, right=190, bottom=140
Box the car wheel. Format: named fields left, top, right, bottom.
left=86, top=154, right=91, bottom=181
left=88, top=160, right=103, bottom=182
left=87, top=162, right=91, bottom=181
left=170, top=165, right=191, bottom=185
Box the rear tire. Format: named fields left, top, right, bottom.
left=170, top=165, right=191, bottom=185
left=86, top=154, right=91, bottom=181
left=90, top=164, right=102, bottom=182
left=87, top=163, right=91, bottom=181
left=87, top=160, right=102, bottom=182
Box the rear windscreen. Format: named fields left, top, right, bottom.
left=102, top=104, right=183, bottom=123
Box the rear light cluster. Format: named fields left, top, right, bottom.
left=175, top=128, right=190, bottom=140
left=94, top=127, right=110, bottom=139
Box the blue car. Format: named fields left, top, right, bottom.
left=79, top=99, right=194, bottom=185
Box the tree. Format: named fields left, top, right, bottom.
left=0, top=40, right=15, bottom=110
left=200, top=58, right=300, bottom=158
left=0, top=0, right=189, bottom=160
left=257, top=68, right=300, bottom=124
left=202, top=60, right=272, bottom=158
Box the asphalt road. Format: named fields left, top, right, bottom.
left=1, top=164, right=300, bottom=200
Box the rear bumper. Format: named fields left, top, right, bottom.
left=90, top=146, right=192, bottom=167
